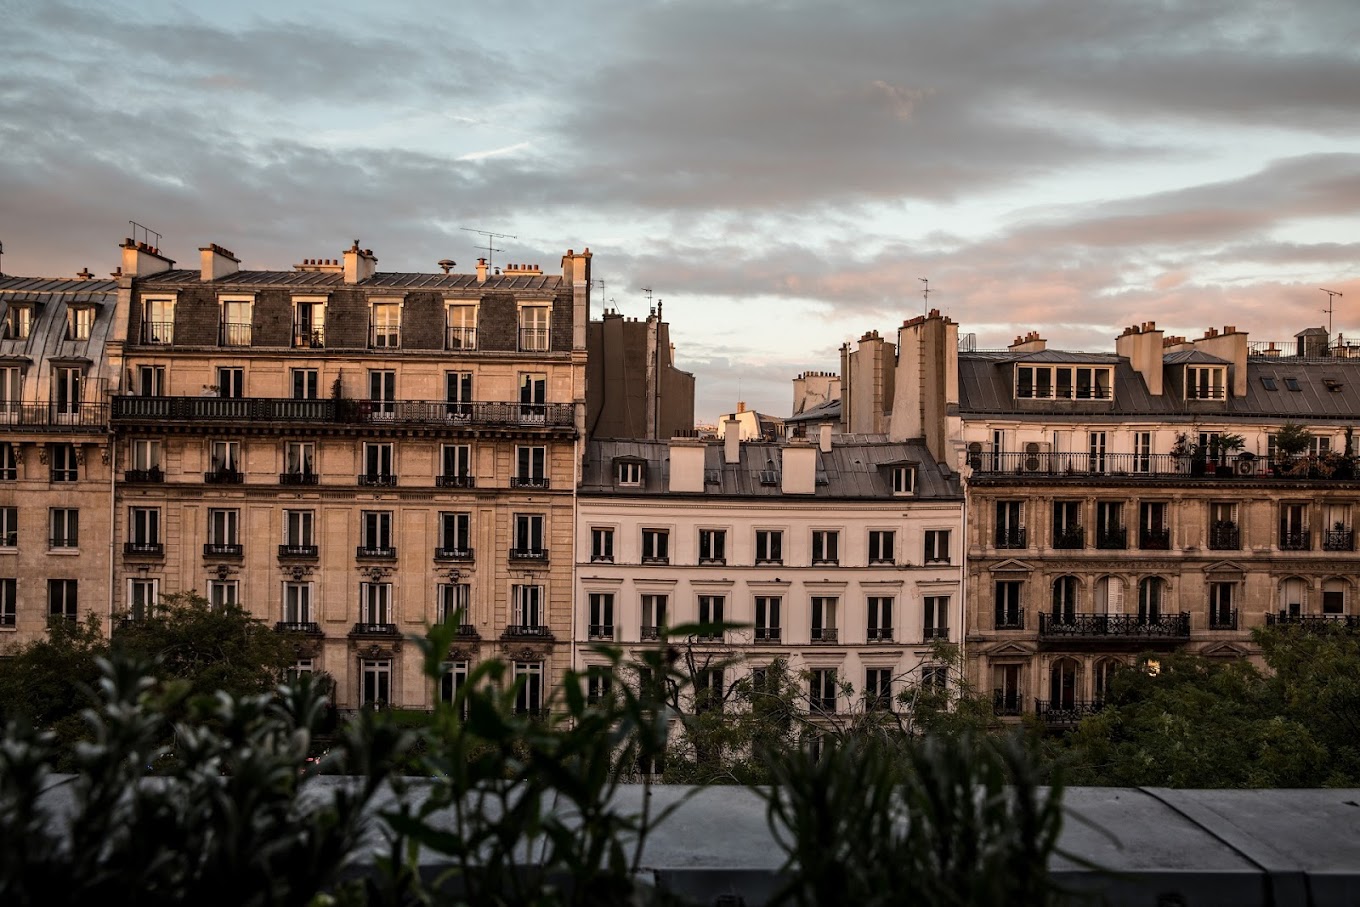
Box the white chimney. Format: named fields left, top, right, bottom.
left=343, top=240, right=377, bottom=284
left=818, top=423, right=833, bottom=453
left=120, top=238, right=174, bottom=277
left=723, top=418, right=741, bottom=464
left=781, top=441, right=816, bottom=495
left=476, top=257, right=488, bottom=283
left=199, top=244, right=239, bottom=281
left=668, top=438, right=706, bottom=493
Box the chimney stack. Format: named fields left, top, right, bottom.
left=781, top=441, right=817, bottom=495
left=818, top=423, right=833, bottom=453
left=723, top=417, right=742, bottom=464
left=342, top=239, right=377, bottom=284
left=668, top=437, right=706, bottom=493
left=1115, top=321, right=1165, bottom=395
left=120, top=238, right=174, bottom=277
left=199, top=243, right=240, bottom=281
left=476, top=258, right=488, bottom=283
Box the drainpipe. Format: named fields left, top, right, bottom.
left=957, top=470, right=969, bottom=693
left=108, top=433, right=117, bottom=634
left=569, top=433, right=581, bottom=682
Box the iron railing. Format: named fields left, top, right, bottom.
left=503, top=624, right=553, bottom=638
left=369, top=326, right=401, bottom=349
left=124, top=542, right=164, bottom=557
left=278, top=544, right=318, bottom=558
left=1139, top=528, right=1171, bottom=550
left=518, top=328, right=550, bottom=352
left=357, top=473, right=397, bottom=487
left=1324, top=528, right=1355, bottom=551
left=640, top=625, right=662, bottom=641
left=922, top=626, right=950, bottom=641
left=1279, top=530, right=1311, bottom=551
left=993, top=691, right=1024, bottom=717
left=436, top=475, right=476, bottom=488
left=204, top=469, right=244, bottom=484
left=995, top=608, right=1025, bottom=630
left=140, top=321, right=174, bottom=344
left=292, top=326, right=325, bottom=348
left=434, top=547, right=474, bottom=561
left=0, top=403, right=108, bottom=430
left=511, top=475, right=551, bottom=489
left=350, top=622, right=399, bottom=636
left=1052, top=526, right=1085, bottom=549
left=1095, top=527, right=1127, bottom=549
left=446, top=327, right=477, bottom=350
left=995, top=528, right=1027, bottom=549
left=219, top=322, right=252, bottom=346
left=1209, top=609, right=1238, bottom=630
left=588, top=624, right=616, bottom=640
left=509, top=547, right=548, bottom=561
left=866, top=627, right=894, bottom=642
left=1266, top=612, right=1360, bottom=630
left=275, top=621, right=322, bottom=635
left=355, top=546, right=397, bottom=559
left=112, top=396, right=577, bottom=429
left=971, top=451, right=1277, bottom=477
left=1035, top=699, right=1103, bottom=725
left=755, top=627, right=781, bottom=642
left=811, top=627, right=839, bottom=643
left=1039, top=612, right=1190, bottom=639
left=203, top=543, right=243, bottom=557
left=280, top=471, right=318, bottom=485
left=1209, top=523, right=1240, bottom=549
left=124, top=467, right=164, bottom=483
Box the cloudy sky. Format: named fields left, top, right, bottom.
left=3, top=0, right=1358, bottom=420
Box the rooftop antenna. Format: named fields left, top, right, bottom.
left=919, top=277, right=931, bottom=316
left=128, top=220, right=161, bottom=250
left=1321, top=287, right=1343, bottom=339
left=0, top=239, right=4, bottom=277
left=459, top=227, right=515, bottom=269
left=640, top=286, right=654, bottom=317
left=597, top=277, right=608, bottom=313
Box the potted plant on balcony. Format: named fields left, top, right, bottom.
left=1211, top=433, right=1245, bottom=476
left=1272, top=422, right=1312, bottom=476
left=1172, top=433, right=1195, bottom=474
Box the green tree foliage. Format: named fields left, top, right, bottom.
left=0, top=615, right=107, bottom=763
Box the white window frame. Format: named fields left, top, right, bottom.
left=590, top=526, right=614, bottom=563
left=283, top=581, right=313, bottom=623
left=867, top=529, right=895, bottom=565
left=67, top=306, right=95, bottom=341
left=517, top=303, right=551, bottom=352
left=438, top=583, right=471, bottom=624
left=446, top=304, right=478, bottom=351
left=361, top=659, right=392, bottom=707
left=219, top=296, right=253, bottom=347
left=369, top=299, right=402, bottom=349
left=360, top=581, right=393, bottom=625
left=291, top=296, right=327, bottom=348
left=207, top=579, right=238, bottom=611
left=128, top=577, right=159, bottom=620
left=513, top=583, right=544, bottom=628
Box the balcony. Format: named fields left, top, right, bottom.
left=452, top=623, right=480, bottom=639
left=0, top=402, right=108, bottom=431
left=1209, top=609, right=1238, bottom=630
left=509, top=547, right=548, bottom=562
left=369, top=326, right=401, bottom=349
left=357, top=473, right=397, bottom=488
left=203, top=543, right=243, bottom=558
left=811, top=627, right=839, bottom=644
left=995, top=528, right=1027, bottom=549
left=1095, top=527, right=1127, bottom=550
left=140, top=321, right=174, bottom=345
left=922, top=626, right=950, bottom=641
left=434, top=547, right=474, bottom=562
left=993, top=691, right=1024, bottom=717
left=698, top=556, right=726, bottom=566
left=436, top=474, right=476, bottom=488
left=755, top=627, right=782, bottom=642
left=446, top=326, right=477, bottom=350
left=970, top=451, right=1276, bottom=478
left=1266, top=612, right=1360, bottom=631
left=111, top=396, right=578, bottom=430
left=755, top=557, right=784, bottom=566
left=279, top=471, right=318, bottom=486
left=1035, top=699, right=1103, bottom=728
left=1279, top=530, right=1311, bottom=551
left=1052, top=527, right=1085, bottom=550
left=204, top=469, right=244, bottom=485
left=355, top=546, right=397, bottom=560
left=1208, top=523, right=1240, bottom=550
left=124, top=467, right=164, bottom=483
left=510, top=475, right=551, bottom=490
left=587, top=624, right=615, bottom=640
left=350, top=622, right=399, bottom=637
left=292, top=326, right=325, bottom=349
left=1324, top=528, right=1355, bottom=552
left=811, top=556, right=839, bottom=566
left=219, top=322, right=252, bottom=346
left=1038, top=612, right=1191, bottom=646
left=278, top=544, right=318, bottom=558
left=1139, top=528, right=1171, bottom=550
left=275, top=621, right=322, bottom=636
left=518, top=328, right=550, bottom=352
left=124, top=541, right=164, bottom=557
left=502, top=624, right=553, bottom=639
left=866, top=627, right=894, bottom=642
left=640, top=625, right=662, bottom=641
left=994, top=608, right=1025, bottom=631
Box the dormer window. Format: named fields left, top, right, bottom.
left=4, top=306, right=32, bottom=340
left=1187, top=366, right=1226, bottom=400
left=66, top=307, right=94, bottom=341
left=1015, top=365, right=1112, bottom=400
left=891, top=465, right=915, bottom=496
left=615, top=460, right=644, bottom=486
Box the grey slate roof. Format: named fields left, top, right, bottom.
left=1164, top=349, right=1230, bottom=364
left=1001, top=349, right=1125, bottom=364
left=0, top=276, right=119, bottom=298
left=580, top=438, right=961, bottom=500
left=959, top=351, right=1360, bottom=422
left=138, top=270, right=562, bottom=292
left=787, top=398, right=842, bottom=422
left=0, top=277, right=120, bottom=396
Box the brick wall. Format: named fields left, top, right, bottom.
left=478, top=294, right=517, bottom=351
left=173, top=288, right=220, bottom=346
left=401, top=292, right=444, bottom=350
left=252, top=289, right=291, bottom=347
left=327, top=290, right=368, bottom=349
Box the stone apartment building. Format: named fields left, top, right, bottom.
left=574, top=425, right=964, bottom=716
left=98, top=238, right=592, bottom=711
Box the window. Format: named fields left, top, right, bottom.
left=754, top=596, right=781, bottom=641
left=514, top=662, right=544, bottom=714
left=512, top=584, right=544, bottom=630
left=1052, top=501, right=1083, bottom=548
left=1323, top=579, right=1346, bottom=616
left=755, top=530, right=783, bottom=565
left=518, top=372, right=547, bottom=422
left=447, top=305, right=477, bottom=350
left=1261, top=376, right=1278, bottom=391
left=207, top=580, right=237, bottom=611
left=436, top=443, right=473, bottom=488
left=438, top=512, right=472, bottom=557
left=0, top=578, right=14, bottom=628
left=588, top=593, right=615, bottom=639
left=141, top=298, right=173, bottom=344
left=811, top=596, right=838, bottom=642
left=359, top=511, right=393, bottom=555
left=130, top=439, right=162, bottom=479
left=1138, top=577, right=1165, bottom=622
left=368, top=370, right=395, bottom=417
left=1051, top=575, right=1077, bottom=622
left=864, top=668, right=892, bottom=710
left=1094, top=659, right=1121, bottom=700
left=1280, top=503, right=1310, bottom=550
left=1088, top=431, right=1107, bottom=473
left=209, top=440, right=242, bottom=479
left=49, top=508, right=78, bottom=548
left=867, top=530, right=895, bottom=564
left=518, top=305, right=550, bottom=351
left=129, top=507, right=160, bottom=548
left=50, top=443, right=78, bottom=482
left=216, top=366, right=244, bottom=399
left=922, top=665, right=948, bottom=694
left=128, top=579, right=158, bottom=620
left=445, top=371, right=473, bottom=419
left=291, top=368, right=318, bottom=400
left=891, top=465, right=914, bottom=495
left=359, top=582, right=392, bottom=625
left=0, top=367, right=19, bottom=420
left=994, top=664, right=1022, bottom=715
left=809, top=668, right=837, bottom=712
left=370, top=302, right=401, bottom=348
left=995, top=501, right=1025, bottom=548
left=1311, top=436, right=1332, bottom=457
left=586, top=672, right=612, bottom=706
left=995, top=580, right=1023, bottom=629
left=590, top=527, right=614, bottom=563
left=1015, top=365, right=1112, bottom=400
left=616, top=461, right=644, bottom=486
left=918, top=529, right=950, bottom=564
left=1094, top=576, right=1125, bottom=615
left=1209, top=502, right=1239, bottom=549
left=1132, top=431, right=1153, bottom=473
left=515, top=445, right=547, bottom=487
left=437, top=583, right=470, bottom=625
left=698, top=528, right=727, bottom=564
left=52, top=367, right=82, bottom=416
left=641, top=594, right=667, bottom=639
left=0, top=507, right=15, bottom=547
left=287, top=660, right=314, bottom=682
left=283, top=582, right=313, bottom=623
left=512, top=513, right=545, bottom=558
left=1095, top=501, right=1125, bottom=548
left=361, top=442, right=395, bottom=485
left=220, top=299, right=252, bottom=346
left=0, top=442, right=15, bottom=480
left=48, top=579, right=77, bottom=621
left=641, top=528, right=669, bottom=564
left=866, top=596, right=893, bottom=641
left=695, top=668, right=724, bottom=712
left=811, top=530, right=839, bottom=565
left=440, top=660, right=468, bottom=707
left=66, top=306, right=94, bottom=341
left=1187, top=366, right=1226, bottom=400
left=207, top=508, right=240, bottom=554
left=697, top=595, right=725, bottom=637
left=135, top=365, right=165, bottom=396
left=1138, top=502, right=1170, bottom=549
left=293, top=299, right=325, bottom=348
left=923, top=596, right=949, bottom=640
left=5, top=305, right=32, bottom=339
left=1280, top=577, right=1307, bottom=617
left=1210, top=582, right=1236, bottom=629
left=1283, top=377, right=1301, bottom=392
left=284, top=510, right=315, bottom=551
left=361, top=659, right=392, bottom=708
left=282, top=442, right=316, bottom=483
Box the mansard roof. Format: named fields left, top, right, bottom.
left=135, top=270, right=563, bottom=293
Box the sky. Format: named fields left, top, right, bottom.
left=2, top=0, right=1358, bottom=422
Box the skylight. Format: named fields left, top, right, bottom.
left=1260, top=376, right=1278, bottom=391
left=1284, top=377, right=1301, bottom=392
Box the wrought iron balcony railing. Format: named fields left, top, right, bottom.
left=0, top=402, right=108, bottom=430
left=922, top=626, right=950, bottom=641
left=124, top=542, right=164, bottom=557
left=111, top=396, right=577, bottom=429
left=446, top=326, right=477, bottom=350
left=124, top=467, right=164, bottom=483
left=279, top=471, right=318, bottom=485
left=292, top=326, right=325, bottom=348
left=995, top=528, right=1027, bottom=549
left=811, top=627, right=839, bottom=643
left=140, top=321, right=174, bottom=344
left=278, top=544, right=318, bottom=558
left=350, top=622, right=399, bottom=636
left=275, top=621, right=322, bottom=635
left=1324, top=528, right=1355, bottom=552
left=1095, top=527, right=1127, bottom=549
left=509, top=547, right=548, bottom=561
left=1039, top=612, right=1191, bottom=639
left=434, top=547, right=474, bottom=561
left=1052, top=526, right=1085, bottom=549
left=1209, top=523, right=1240, bottom=550
left=640, top=625, right=662, bottom=641
left=866, top=627, right=894, bottom=642
left=355, top=546, right=397, bottom=559
left=204, top=469, right=244, bottom=484
left=993, top=691, right=1024, bottom=717
left=369, top=326, right=401, bottom=349
left=994, top=608, right=1025, bottom=630
left=1209, top=609, right=1238, bottom=630
left=1035, top=699, right=1103, bottom=726
left=588, top=624, right=616, bottom=640
left=1279, top=530, right=1311, bottom=551
left=1139, top=528, right=1171, bottom=550
left=1266, top=612, right=1360, bottom=631
left=503, top=624, right=553, bottom=639
left=755, top=627, right=782, bottom=642
left=518, top=328, right=550, bottom=352
left=219, top=322, right=252, bottom=346
left=436, top=474, right=476, bottom=488
left=510, top=475, right=551, bottom=489
left=970, top=451, right=1277, bottom=477
left=357, top=473, right=397, bottom=487
left=203, top=543, right=243, bottom=557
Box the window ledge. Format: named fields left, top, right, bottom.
left=47, top=548, right=81, bottom=556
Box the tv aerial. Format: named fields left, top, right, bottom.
left=460, top=227, right=516, bottom=269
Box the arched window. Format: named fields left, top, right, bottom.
left=1049, top=658, right=1079, bottom=709
left=1138, top=577, right=1165, bottom=622
left=1051, top=575, right=1078, bottom=622
left=1094, top=576, right=1124, bottom=615
left=1279, top=577, right=1308, bottom=618
left=1094, top=658, right=1123, bottom=701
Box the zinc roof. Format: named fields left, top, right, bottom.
left=138, top=270, right=562, bottom=292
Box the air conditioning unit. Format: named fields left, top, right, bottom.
left=966, top=442, right=987, bottom=470
left=1022, top=441, right=1051, bottom=473
left=1234, top=453, right=1257, bottom=476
